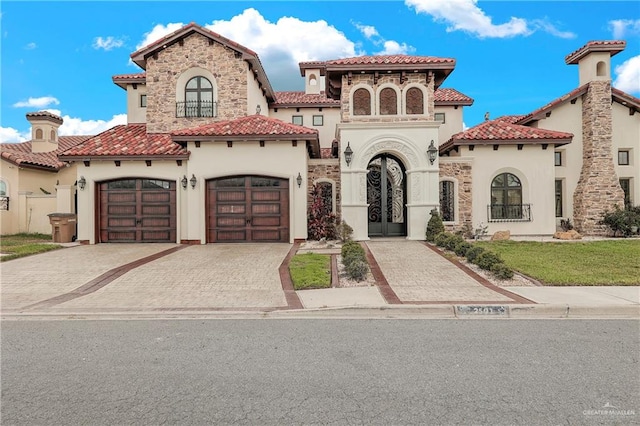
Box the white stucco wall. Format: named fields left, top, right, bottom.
left=462, top=144, right=557, bottom=235
left=269, top=107, right=341, bottom=150
left=126, top=84, right=147, bottom=124
left=246, top=69, right=269, bottom=117
left=612, top=102, right=640, bottom=206
left=434, top=105, right=465, bottom=146
left=338, top=121, right=440, bottom=240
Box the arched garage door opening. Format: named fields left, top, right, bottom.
left=98, top=178, right=177, bottom=243
left=207, top=176, right=289, bottom=243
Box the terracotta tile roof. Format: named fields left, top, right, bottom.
left=171, top=114, right=319, bottom=140
left=59, top=124, right=189, bottom=160
left=26, top=111, right=64, bottom=125
left=1, top=136, right=91, bottom=171
left=612, top=87, right=640, bottom=113
left=324, top=54, right=455, bottom=66
left=271, top=91, right=340, bottom=107
left=112, top=72, right=147, bottom=80
left=440, top=120, right=573, bottom=153
left=565, top=40, right=626, bottom=64
left=434, top=88, right=474, bottom=105
left=494, top=115, right=528, bottom=124
left=516, top=84, right=590, bottom=125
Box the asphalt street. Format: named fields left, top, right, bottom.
left=2, top=319, right=639, bottom=425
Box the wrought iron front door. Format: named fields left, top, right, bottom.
left=367, top=155, right=407, bottom=237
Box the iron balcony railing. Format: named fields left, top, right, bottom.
left=176, top=101, right=217, bottom=118
left=487, top=203, right=532, bottom=222
left=0, top=196, right=9, bottom=211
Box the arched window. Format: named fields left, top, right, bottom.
left=35, top=128, right=43, bottom=139
left=439, top=181, right=455, bottom=222
left=379, top=87, right=397, bottom=115
left=406, top=87, right=424, bottom=115
left=185, top=76, right=214, bottom=117
left=353, top=88, right=371, bottom=115
left=50, top=130, right=56, bottom=141
left=309, top=74, right=318, bottom=86
left=596, top=61, right=607, bottom=77
left=0, top=180, right=7, bottom=196
left=491, top=173, right=523, bottom=220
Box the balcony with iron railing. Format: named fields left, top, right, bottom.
left=487, top=204, right=532, bottom=222
left=176, top=101, right=217, bottom=118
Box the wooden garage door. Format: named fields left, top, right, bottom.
left=207, top=176, right=289, bottom=243
left=99, top=179, right=176, bottom=243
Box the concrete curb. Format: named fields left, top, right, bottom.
left=2, top=303, right=638, bottom=320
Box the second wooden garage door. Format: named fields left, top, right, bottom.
left=207, top=176, right=289, bottom=243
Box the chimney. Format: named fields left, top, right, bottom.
left=26, top=111, right=63, bottom=153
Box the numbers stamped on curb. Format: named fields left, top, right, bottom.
left=456, top=305, right=508, bottom=315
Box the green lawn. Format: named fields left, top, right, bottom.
left=476, top=240, right=640, bottom=285
left=0, top=233, right=62, bottom=262
left=289, top=253, right=332, bottom=290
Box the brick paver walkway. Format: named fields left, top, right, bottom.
left=366, top=240, right=514, bottom=303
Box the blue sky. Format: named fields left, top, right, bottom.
left=1, top=1, right=639, bottom=142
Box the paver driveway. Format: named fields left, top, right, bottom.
left=1, top=244, right=291, bottom=313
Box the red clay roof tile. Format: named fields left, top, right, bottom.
left=1, top=136, right=91, bottom=170
left=271, top=91, right=340, bottom=107
left=59, top=124, right=188, bottom=159
left=323, top=54, right=455, bottom=66
left=434, top=88, right=474, bottom=105
left=565, top=40, right=626, bottom=64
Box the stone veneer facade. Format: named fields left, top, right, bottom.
left=145, top=33, right=248, bottom=134
left=339, top=73, right=435, bottom=123
left=439, top=160, right=473, bottom=233
left=572, top=80, right=625, bottom=234
left=307, top=159, right=342, bottom=222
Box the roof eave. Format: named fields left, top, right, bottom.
left=171, top=134, right=318, bottom=143
left=434, top=100, right=474, bottom=107
left=58, top=154, right=190, bottom=161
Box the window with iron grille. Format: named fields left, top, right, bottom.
left=177, top=76, right=215, bottom=118
left=353, top=88, right=371, bottom=115
left=439, top=181, right=455, bottom=222
left=406, top=87, right=424, bottom=115
left=491, top=173, right=524, bottom=220
left=620, top=178, right=632, bottom=209
left=555, top=180, right=563, bottom=217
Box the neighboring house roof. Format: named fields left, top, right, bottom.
left=516, top=83, right=640, bottom=125
left=434, top=88, right=474, bottom=106
left=129, top=22, right=275, bottom=101
left=565, top=40, right=626, bottom=64
left=271, top=91, right=340, bottom=108
left=58, top=124, right=189, bottom=161
left=1, top=136, right=91, bottom=171
left=171, top=114, right=320, bottom=157
left=440, top=119, right=573, bottom=153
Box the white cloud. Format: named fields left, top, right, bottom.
left=25, top=42, right=37, bottom=50
left=609, top=19, right=640, bottom=39
left=13, top=96, right=60, bottom=108
left=613, top=55, right=640, bottom=94
left=93, top=36, right=125, bottom=51
left=0, top=127, right=29, bottom=143
left=136, top=23, right=185, bottom=50
left=376, top=40, right=415, bottom=55
left=354, top=23, right=379, bottom=39
left=406, top=0, right=574, bottom=39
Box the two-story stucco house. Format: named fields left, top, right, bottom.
left=42, top=23, right=638, bottom=244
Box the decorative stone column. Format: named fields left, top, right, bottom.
left=573, top=80, right=625, bottom=234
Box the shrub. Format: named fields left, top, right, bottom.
left=341, top=241, right=366, bottom=269
left=465, top=246, right=485, bottom=263
left=491, top=263, right=514, bottom=280
left=426, top=209, right=445, bottom=242
left=560, top=218, right=574, bottom=231
left=444, top=234, right=465, bottom=251
left=434, top=232, right=449, bottom=247
left=454, top=241, right=472, bottom=257
left=336, top=221, right=354, bottom=242
left=307, top=183, right=337, bottom=240
left=476, top=251, right=503, bottom=270
left=599, top=205, right=640, bottom=237
left=345, top=259, right=369, bottom=282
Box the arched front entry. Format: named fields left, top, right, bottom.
left=206, top=175, right=289, bottom=243
left=367, top=154, right=407, bottom=237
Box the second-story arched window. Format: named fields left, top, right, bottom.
left=379, top=87, right=397, bottom=115
left=185, top=76, right=214, bottom=117
left=406, top=87, right=424, bottom=115
left=353, top=88, right=371, bottom=116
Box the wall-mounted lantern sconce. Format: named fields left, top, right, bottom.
left=78, top=176, right=86, bottom=190
left=256, top=105, right=261, bottom=115
left=427, top=140, right=438, bottom=165
left=296, top=172, right=303, bottom=188
left=190, top=174, right=197, bottom=189
left=344, top=142, right=353, bottom=166
left=181, top=175, right=188, bottom=189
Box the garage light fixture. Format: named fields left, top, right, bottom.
left=344, top=142, right=353, bottom=167
left=427, top=140, right=438, bottom=165
left=190, top=174, right=197, bottom=189
left=78, top=176, right=86, bottom=190
left=296, top=172, right=303, bottom=188
left=181, top=175, right=188, bottom=189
